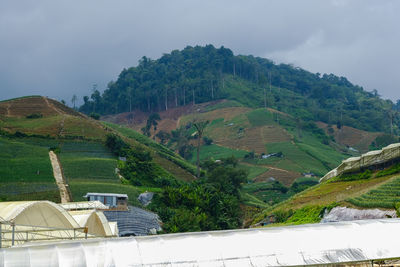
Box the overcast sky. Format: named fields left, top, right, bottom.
left=1, top=0, right=399, bottom=105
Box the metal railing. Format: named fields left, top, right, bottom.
left=0, top=221, right=88, bottom=248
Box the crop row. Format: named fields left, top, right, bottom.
left=348, top=177, right=400, bottom=208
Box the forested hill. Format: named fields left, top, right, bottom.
left=79, top=45, right=399, bottom=133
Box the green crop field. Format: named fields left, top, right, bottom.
left=246, top=109, right=275, bottom=127
left=0, top=137, right=54, bottom=183
left=265, top=142, right=328, bottom=175
left=348, top=176, right=400, bottom=209
left=58, top=141, right=118, bottom=181
left=0, top=137, right=60, bottom=202
left=189, top=144, right=248, bottom=163
left=238, top=164, right=269, bottom=180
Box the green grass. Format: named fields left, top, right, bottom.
left=189, top=144, right=248, bottom=163
left=348, top=176, right=400, bottom=209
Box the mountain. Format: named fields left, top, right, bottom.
left=80, top=45, right=399, bottom=134
left=81, top=45, right=400, bottom=211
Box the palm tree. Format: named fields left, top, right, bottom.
left=193, top=120, right=209, bottom=178
left=71, top=94, right=77, bottom=109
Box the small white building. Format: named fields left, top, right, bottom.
left=84, top=193, right=128, bottom=210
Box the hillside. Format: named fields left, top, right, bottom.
left=105, top=100, right=348, bottom=181
left=251, top=152, right=400, bottom=227
left=0, top=96, right=196, bottom=204
left=80, top=45, right=399, bottom=135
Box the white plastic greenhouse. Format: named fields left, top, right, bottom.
left=321, top=143, right=400, bottom=182
left=1, top=218, right=400, bottom=266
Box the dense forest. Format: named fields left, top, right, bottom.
left=80, top=45, right=400, bottom=133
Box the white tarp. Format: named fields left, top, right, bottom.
left=321, top=143, right=400, bottom=181
left=1, top=219, right=400, bottom=266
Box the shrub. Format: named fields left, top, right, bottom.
left=26, top=113, right=43, bottom=119
left=376, top=163, right=400, bottom=178
left=336, top=169, right=372, bottom=181
left=90, top=112, right=100, bottom=120
left=203, top=136, right=213, bottom=145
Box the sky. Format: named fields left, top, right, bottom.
left=1, top=0, right=399, bottom=106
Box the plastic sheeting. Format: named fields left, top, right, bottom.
left=68, top=210, right=116, bottom=237
left=0, top=201, right=79, bottom=229
left=0, top=201, right=117, bottom=248
left=2, top=219, right=400, bottom=266
left=321, top=143, right=400, bottom=182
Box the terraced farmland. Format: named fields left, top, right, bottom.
left=348, top=176, right=400, bottom=208
left=0, top=96, right=106, bottom=140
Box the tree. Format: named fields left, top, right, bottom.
left=71, top=94, right=77, bottom=109
left=142, top=113, right=161, bottom=137
left=155, top=130, right=170, bottom=144
left=193, top=120, right=209, bottom=177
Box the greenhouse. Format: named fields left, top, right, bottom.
left=0, top=201, right=116, bottom=248
left=1, top=219, right=400, bottom=266
left=321, top=142, right=400, bottom=181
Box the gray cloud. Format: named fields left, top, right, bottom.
left=0, top=0, right=399, bottom=105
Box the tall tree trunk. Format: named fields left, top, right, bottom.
left=211, top=80, right=214, bottom=99
left=264, top=87, right=267, bottom=109
left=269, top=72, right=272, bottom=93
left=192, top=89, right=195, bottom=105
left=175, top=88, right=178, bottom=107
left=165, top=88, right=168, bottom=110
left=183, top=88, right=186, bottom=106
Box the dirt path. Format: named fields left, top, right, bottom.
left=49, top=151, right=71, bottom=203
left=6, top=103, right=11, bottom=116
left=42, top=96, right=62, bottom=115
left=241, top=162, right=290, bottom=173
left=43, top=96, right=66, bottom=136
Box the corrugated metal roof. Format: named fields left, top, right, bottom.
left=103, top=206, right=161, bottom=236
left=2, top=219, right=400, bottom=266
left=84, top=192, right=128, bottom=198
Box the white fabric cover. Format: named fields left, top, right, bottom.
left=1, top=219, right=400, bottom=266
